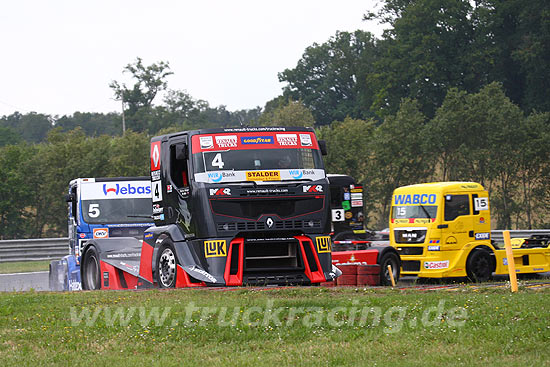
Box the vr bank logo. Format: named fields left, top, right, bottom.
left=103, top=184, right=151, bottom=196
left=208, top=172, right=223, bottom=182
left=289, top=170, right=303, bottom=179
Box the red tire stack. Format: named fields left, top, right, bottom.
left=336, top=264, right=358, bottom=286
left=357, top=264, right=380, bottom=286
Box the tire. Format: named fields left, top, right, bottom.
left=379, top=251, right=400, bottom=286
left=466, top=249, right=493, bottom=282
left=81, top=246, right=101, bottom=290
left=156, top=241, right=178, bottom=288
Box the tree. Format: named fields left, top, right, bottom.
left=370, top=99, right=432, bottom=226
left=259, top=100, right=315, bottom=127
left=317, top=117, right=378, bottom=224
left=279, top=30, right=379, bottom=124
left=110, top=58, right=173, bottom=132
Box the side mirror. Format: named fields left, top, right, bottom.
left=175, top=143, right=188, bottom=160
left=65, top=193, right=75, bottom=203
left=318, top=140, right=328, bottom=156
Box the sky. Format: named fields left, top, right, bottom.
left=0, top=1, right=383, bottom=117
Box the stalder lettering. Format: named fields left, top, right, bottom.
left=394, top=194, right=436, bottom=205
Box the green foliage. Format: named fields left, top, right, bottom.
left=279, top=30, right=379, bottom=124
left=259, top=100, right=315, bottom=127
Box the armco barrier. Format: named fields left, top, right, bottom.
left=0, top=238, right=69, bottom=263
left=1, top=230, right=549, bottom=263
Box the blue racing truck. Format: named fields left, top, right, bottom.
left=48, top=177, right=153, bottom=290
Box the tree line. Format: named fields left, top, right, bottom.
left=1, top=0, right=549, bottom=238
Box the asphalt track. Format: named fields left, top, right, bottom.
left=1, top=271, right=550, bottom=292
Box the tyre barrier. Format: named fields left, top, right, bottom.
left=320, top=264, right=381, bottom=287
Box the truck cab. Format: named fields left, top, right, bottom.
left=50, top=177, right=153, bottom=290
left=390, top=182, right=493, bottom=279
left=142, top=127, right=338, bottom=287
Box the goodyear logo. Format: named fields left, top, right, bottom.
left=393, top=194, right=436, bottom=205
left=246, top=170, right=280, bottom=181
left=241, top=136, right=274, bottom=144
left=144, top=232, right=153, bottom=239
left=316, top=236, right=331, bottom=253
left=205, top=240, right=227, bottom=258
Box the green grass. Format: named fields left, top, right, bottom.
left=0, top=260, right=50, bottom=274
left=1, top=286, right=549, bottom=366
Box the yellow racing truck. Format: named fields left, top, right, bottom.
left=390, top=182, right=550, bottom=281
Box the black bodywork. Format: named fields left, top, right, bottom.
left=146, top=127, right=337, bottom=286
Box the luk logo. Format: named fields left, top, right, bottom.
left=316, top=236, right=331, bottom=253
left=290, top=170, right=303, bottom=179
left=303, top=185, right=323, bottom=193
left=205, top=240, right=227, bottom=258
left=209, top=188, right=231, bottom=196
left=208, top=172, right=223, bottom=182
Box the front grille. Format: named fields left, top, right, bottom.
left=217, top=220, right=321, bottom=232
left=244, top=273, right=308, bottom=285
left=397, top=246, right=424, bottom=256
left=210, top=197, right=323, bottom=220
left=402, top=260, right=421, bottom=272
left=394, top=229, right=427, bottom=244
left=244, top=238, right=302, bottom=271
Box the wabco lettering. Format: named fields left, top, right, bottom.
left=394, top=194, right=436, bottom=205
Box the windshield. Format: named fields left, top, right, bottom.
left=191, top=132, right=325, bottom=183
left=392, top=205, right=438, bottom=220
left=82, top=198, right=152, bottom=224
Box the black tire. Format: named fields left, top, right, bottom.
left=156, top=241, right=178, bottom=288
left=466, top=249, right=493, bottom=282
left=379, top=251, right=400, bottom=286
left=81, top=246, right=101, bottom=290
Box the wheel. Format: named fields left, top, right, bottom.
left=379, top=251, right=400, bottom=286
left=466, top=249, right=493, bottom=282
left=156, top=241, right=178, bottom=288
left=81, top=246, right=101, bottom=290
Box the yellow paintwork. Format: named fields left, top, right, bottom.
left=390, top=182, right=550, bottom=278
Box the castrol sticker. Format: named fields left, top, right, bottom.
left=424, top=260, right=449, bottom=270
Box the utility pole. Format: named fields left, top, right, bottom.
left=121, top=98, right=126, bottom=134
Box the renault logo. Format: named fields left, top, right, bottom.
left=266, top=217, right=274, bottom=228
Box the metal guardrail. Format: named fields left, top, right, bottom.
left=491, top=230, right=550, bottom=244
left=1, top=230, right=550, bottom=263
left=0, top=238, right=69, bottom=263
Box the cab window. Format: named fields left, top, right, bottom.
left=444, top=194, right=470, bottom=221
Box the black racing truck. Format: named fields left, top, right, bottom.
left=80, top=127, right=341, bottom=289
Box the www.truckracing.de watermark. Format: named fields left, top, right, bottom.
left=69, top=299, right=467, bottom=333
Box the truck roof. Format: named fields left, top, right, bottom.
left=394, top=181, right=485, bottom=194
left=152, top=126, right=316, bottom=142
left=69, top=177, right=149, bottom=186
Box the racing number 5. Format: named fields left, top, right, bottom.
left=88, top=204, right=100, bottom=218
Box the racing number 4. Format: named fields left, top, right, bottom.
left=212, top=153, right=224, bottom=169
left=152, top=181, right=163, bottom=202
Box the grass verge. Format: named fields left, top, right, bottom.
left=1, top=286, right=549, bottom=366
left=0, top=260, right=50, bottom=274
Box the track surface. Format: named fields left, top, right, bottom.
left=1, top=271, right=550, bottom=292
